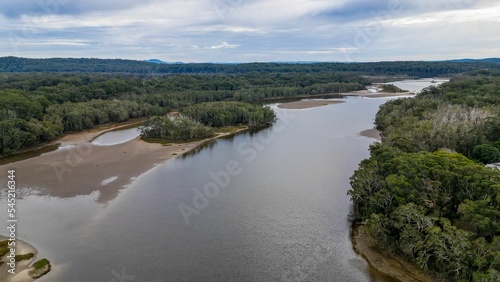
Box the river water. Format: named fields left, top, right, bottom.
left=0, top=80, right=441, bottom=282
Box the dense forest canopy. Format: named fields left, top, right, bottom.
left=1, top=57, right=500, bottom=77
left=349, top=70, right=500, bottom=281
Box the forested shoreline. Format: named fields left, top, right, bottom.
left=0, top=71, right=366, bottom=155
left=349, top=70, right=500, bottom=281
left=4, top=58, right=499, bottom=155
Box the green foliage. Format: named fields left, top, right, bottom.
left=182, top=102, right=276, bottom=127
left=351, top=70, right=500, bottom=280
left=2, top=57, right=499, bottom=76
left=15, top=253, right=34, bottom=262
left=29, top=258, right=51, bottom=279
left=140, top=116, right=214, bottom=141
left=471, top=144, right=500, bottom=164
left=381, top=84, right=407, bottom=93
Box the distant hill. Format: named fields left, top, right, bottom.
left=448, top=58, right=500, bottom=64
left=144, top=59, right=168, bottom=64
left=144, top=59, right=185, bottom=64
left=1, top=56, right=500, bottom=76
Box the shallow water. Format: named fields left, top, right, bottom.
left=91, top=127, right=141, bottom=146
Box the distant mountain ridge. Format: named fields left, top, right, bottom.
left=1, top=56, right=500, bottom=76
left=144, top=59, right=184, bottom=64
left=448, top=58, right=500, bottom=64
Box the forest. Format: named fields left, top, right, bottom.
left=1, top=56, right=500, bottom=76
left=0, top=71, right=365, bottom=155
left=349, top=70, right=500, bottom=281
left=140, top=102, right=275, bottom=141
left=2, top=59, right=499, bottom=155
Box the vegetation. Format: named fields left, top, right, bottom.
left=0, top=71, right=364, bottom=155
left=381, top=84, right=407, bottom=93
left=29, top=258, right=51, bottom=279
left=15, top=252, right=35, bottom=262
left=140, top=115, right=214, bottom=141
left=182, top=101, right=276, bottom=127
left=2, top=57, right=499, bottom=76
left=141, top=102, right=275, bottom=142
left=349, top=70, right=500, bottom=281
left=0, top=240, right=8, bottom=256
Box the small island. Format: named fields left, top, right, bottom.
left=0, top=238, right=51, bottom=281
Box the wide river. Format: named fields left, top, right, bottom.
left=1, top=79, right=442, bottom=282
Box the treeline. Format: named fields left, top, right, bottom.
left=140, top=116, right=214, bottom=141
left=182, top=102, right=276, bottom=127
left=141, top=102, right=275, bottom=141
left=349, top=71, right=500, bottom=281
left=2, top=57, right=499, bottom=77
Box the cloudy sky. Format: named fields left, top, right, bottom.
left=0, top=0, right=499, bottom=62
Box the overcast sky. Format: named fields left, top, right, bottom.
left=0, top=0, right=499, bottom=62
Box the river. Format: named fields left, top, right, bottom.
left=0, top=80, right=442, bottom=281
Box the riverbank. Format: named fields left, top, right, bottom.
left=0, top=123, right=247, bottom=204
left=352, top=225, right=436, bottom=282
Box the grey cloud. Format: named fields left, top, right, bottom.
left=0, top=0, right=152, bottom=18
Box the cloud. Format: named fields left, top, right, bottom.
left=0, top=0, right=151, bottom=18
left=0, top=0, right=499, bottom=62
left=209, top=42, right=241, bottom=49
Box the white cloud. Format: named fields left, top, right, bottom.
left=0, top=0, right=499, bottom=62
left=209, top=42, right=241, bottom=49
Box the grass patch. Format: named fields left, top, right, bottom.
left=0, top=240, right=9, bottom=257
left=29, top=258, right=51, bottom=279
left=15, top=252, right=34, bottom=262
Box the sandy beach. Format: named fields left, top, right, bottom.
left=352, top=225, right=436, bottom=282
left=278, top=99, right=345, bottom=109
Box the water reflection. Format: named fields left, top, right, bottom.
left=91, top=127, right=141, bottom=146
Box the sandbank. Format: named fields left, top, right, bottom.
left=278, top=100, right=345, bottom=109
left=359, top=129, right=382, bottom=141
left=344, top=90, right=415, bottom=98
left=0, top=123, right=243, bottom=204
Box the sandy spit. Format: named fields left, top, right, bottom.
left=278, top=100, right=345, bottom=109
left=0, top=124, right=242, bottom=204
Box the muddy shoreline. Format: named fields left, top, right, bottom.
left=351, top=224, right=437, bottom=282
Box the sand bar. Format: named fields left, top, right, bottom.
left=278, top=100, right=345, bottom=109
left=359, top=129, right=382, bottom=141
left=342, top=90, right=415, bottom=98
left=0, top=124, right=243, bottom=204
